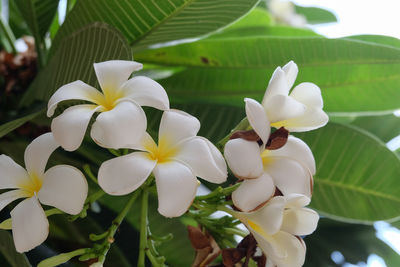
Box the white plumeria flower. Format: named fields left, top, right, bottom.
left=47, top=60, right=169, bottom=151
left=251, top=61, right=328, bottom=132
left=233, top=194, right=319, bottom=267
left=98, top=110, right=227, bottom=217
left=268, top=0, right=307, bottom=27
left=0, top=133, right=88, bottom=252
left=224, top=101, right=315, bottom=212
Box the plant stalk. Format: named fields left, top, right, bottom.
left=138, top=189, right=149, bottom=267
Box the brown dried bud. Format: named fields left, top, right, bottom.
left=265, top=127, right=289, bottom=150
left=229, top=130, right=260, bottom=142
left=187, top=226, right=221, bottom=267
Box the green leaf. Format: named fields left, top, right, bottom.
left=350, top=114, right=400, bottom=143
left=21, top=23, right=132, bottom=105
left=0, top=110, right=43, bottom=139
left=137, top=36, right=400, bottom=114
left=50, top=0, right=259, bottom=54
left=0, top=230, right=31, bottom=267
left=344, top=34, right=400, bottom=49
left=305, top=218, right=399, bottom=266
left=295, top=122, right=400, bottom=223
left=294, top=5, right=337, bottom=24
left=15, top=0, right=59, bottom=38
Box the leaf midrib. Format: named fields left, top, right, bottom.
left=315, top=178, right=400, bottom=202
left=131, top=0, right=196, bottom=46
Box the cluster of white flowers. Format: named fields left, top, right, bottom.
left=0, top=60, right=327, bottom=267
left=225, top=61, right=328, bottom=266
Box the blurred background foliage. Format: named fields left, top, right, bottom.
left=0, top=0, right=399, bottom=266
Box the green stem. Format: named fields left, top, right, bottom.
left=224, top=228, right=248, bottom=237
left=217, top=118, right=250, bottom=150
left=0, top=16, right=17, bottom=53
left=97, top=191, right=140, bottom=264
left=86, top=189, right=105, bottom=204
left=83, top=164, right=99, bottom=184
left=195, top=183, right=241, bottom=201
left=138, top=189, right=149, bottom=267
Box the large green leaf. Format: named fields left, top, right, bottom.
left=295, top=122, right=400, bottom=223
left=344, top=34, right=400, bottom=49
left=50, top=0, right=259, bottom=55
left=294, top=5, right=337, bottom=24
left=21, top=23, right=132, bottom=105
left=305, top=219, right=399, bottom=267
left=0, top=230, right=31, bottom=267
left=350, top=114, right=400, bottom=143
left=137, top=36, right=400, bottom=114
left=15, top=0, right=59, bottom=41
left=0, top=110, right=43, bottom=139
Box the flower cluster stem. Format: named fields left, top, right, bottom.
left=96, top=190, right=140, bottom=264
left=138, top=188, right=149, bottom=267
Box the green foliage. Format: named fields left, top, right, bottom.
left=295, top=122, right=400, bottom=223
left=14, top=0, right=59, bottom=39
left=49, top=0, right=260, bottom=55
left=0, top=110, right=43, bottom=138
left=21, top=23, right=132, bottom=105
left=0, top=230, right=31, bottom=267
left=350, top=114, right=400, bottom=143
left=305, top=219, right=399, bottom=266
left=136, top=36, right=400, bottom=114
left=294, top=5, right=337, bottom=24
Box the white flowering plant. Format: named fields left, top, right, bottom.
left=0, top=1, right=399, bottom=267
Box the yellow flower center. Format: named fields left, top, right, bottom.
left=18, top=173, right=43, bottom=197
left=248, top=219, right=268, bottom=238
left=260, top=149, right=274, bottom=166
left=144, top=136, right=179, bottom=164
left=90, top=87, right=126, bottom=112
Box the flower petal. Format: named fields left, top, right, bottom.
left=245, top=98, right=270, bottom=145
left=271, top=107, right=328, bottom=132
left=282, top=61, right=298, bottom=89
left=0, top=155, right=30, bottom=189
left=10, top=196, right=49, bottom=253
left=285, top=193, right=311, bottom=208
left=51, top=104, right=99, bottom=151
left=265, top=157, right=312, bottom=198
left=290, top=82, right=323, bottom=109
left=38, top=165, right=88, bottom=215
left=232, top=173, right=275, bottom=212
left=175, top=137, right=227, bottom=184
left=24, top=133, right=59, bottom=177
left=98, top=152, right=156, bottom=195
left=91, top=100, right=147, bottom=149
left=246, top=196, right=285, bottom=235
left=120, top=76, right=169, bottom=110
left=264, top=94, right=306, bottom=123
left=281, top=207, right=319, bottom=236
left=268, top=231, right=306, bottom=267
left=0, top=190, right=29, bottom=212
left=262, top=67, right=290, bottom=103
left=47, top=80, right=103, bottom=117
left=224, top=139, right=263, bottom=179
left=159, top=110, right=200, bottom=146
left=268, top=136, right=316, bottom=175
left=94, top=60, right=143, bottom=92
left=154, top=161, right=198, bottom=217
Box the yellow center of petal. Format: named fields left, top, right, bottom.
left=144, top=136, right=179, bottom=164
left=248, top=219, right=268, bottom=237
left=261, top=149, right=274, bottom=166
left=18, top=173, right=43, bottom=197
left=90, top=87, right=126, bottom=112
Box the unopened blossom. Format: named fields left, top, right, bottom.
left=47, top=60, right=169, bottom=151
left=0, top=133, right=88, bottom=252
left=224, top=99, right=315, bottom=212
left=98, top=110, right=227, bottom=217
left=251, top=61, right=328, bottom=132
left=233, top=194, right=319, bottom=267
